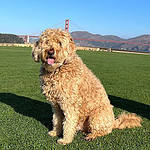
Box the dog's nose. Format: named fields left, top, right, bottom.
left=48, top=49, right=54, bottom=56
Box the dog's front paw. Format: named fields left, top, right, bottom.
left=57, top=138, right=72, bottom=145
left=48, top=130, right=57, bottom=137
left=85, top=133, right=96, bottom=141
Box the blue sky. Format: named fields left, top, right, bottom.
left=0, top=0, right=150, bottom=38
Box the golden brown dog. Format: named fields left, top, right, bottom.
left=32, top=29, right=142, bottom=145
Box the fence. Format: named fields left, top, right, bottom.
left=0, top=43, right=33, bottom=47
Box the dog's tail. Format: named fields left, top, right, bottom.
left=113, top=112, right=142, bottom=129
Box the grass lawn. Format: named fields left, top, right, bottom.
left=0, top=46, right=150, bottom=150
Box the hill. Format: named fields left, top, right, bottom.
left=71, top=31, right=150, bottom=51
left=0, top=33, right=24, bottom=43
left=71, top=31, right=124, bottom=41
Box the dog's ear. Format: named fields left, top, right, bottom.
left=32, top=40, right=41, bottom=62
left=69, top=37, right=76, bottom=52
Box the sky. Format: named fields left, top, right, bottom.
left=0, top=0, right=150, bottom=38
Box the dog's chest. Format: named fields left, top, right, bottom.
left=40, top=71, right=68, bottom=104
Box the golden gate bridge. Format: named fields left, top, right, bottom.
left=18, top=19, right=150, bottom=48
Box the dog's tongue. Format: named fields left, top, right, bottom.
left=47, top=58, right=55, bottom=65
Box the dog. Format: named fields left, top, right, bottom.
left=32, top=28, right=142, bottom=145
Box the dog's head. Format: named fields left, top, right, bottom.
left=32, top=28, right=76, bottom=71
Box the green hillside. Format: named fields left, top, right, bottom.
left=0, top=34, right=24, bottom=43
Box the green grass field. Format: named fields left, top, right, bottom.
left=0, top=46, right=150, bottom=150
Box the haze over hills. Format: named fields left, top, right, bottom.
left=71, top=31, right=150, bottom=51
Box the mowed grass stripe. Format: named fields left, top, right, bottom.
left=0, top=47, right=150, bottom=150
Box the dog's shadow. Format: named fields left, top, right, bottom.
left=0, top=93, right=149, bottom=130
left=0, top=93, right=53, bottom=130
left=109, top=95, right=150, bottom=120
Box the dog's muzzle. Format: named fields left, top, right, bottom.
left=46, top=49, right=55, bottom=65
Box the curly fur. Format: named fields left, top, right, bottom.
left=32, top=28, right=142, bottom=145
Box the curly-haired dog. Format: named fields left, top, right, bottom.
left=32, top=29, right=142, bottom=145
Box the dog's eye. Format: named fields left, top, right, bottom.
left=36, top=41, right=39, bottom=46
left=59, top=42, right=62, bottom=47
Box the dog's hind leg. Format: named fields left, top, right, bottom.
left=48, top=105, right=64, bottom=137
left=85, top=106, right=114, bottom=140
left=57, top=108, right=79, bottom=145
